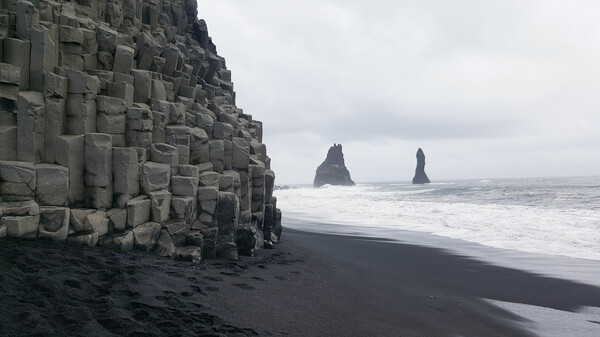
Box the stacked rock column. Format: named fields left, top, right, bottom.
left=0, top=0, right=281, bottom=261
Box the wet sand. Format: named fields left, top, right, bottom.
left=2, top=227, right=600, bottom=336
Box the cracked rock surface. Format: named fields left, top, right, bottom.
left=0, top=0, right=281, bottom=260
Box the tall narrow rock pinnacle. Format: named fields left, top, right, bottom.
left=412, top=148, right=431, bottom=184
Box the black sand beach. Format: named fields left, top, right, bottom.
left=2, top=228, right=600, bottom=337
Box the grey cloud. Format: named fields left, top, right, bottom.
left=268, top=106, right=522, bottom=142
left=197, top=0, right=600, bottom=183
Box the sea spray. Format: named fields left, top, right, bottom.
left=275, top=177, right=600, bottom=260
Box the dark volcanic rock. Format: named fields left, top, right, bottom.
left=412, top=148, right=431, bottom=184
left=0, top=0, right=283, bottom=260
left=313, top=144, right=355, bottom=187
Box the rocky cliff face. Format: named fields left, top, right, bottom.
left=314, top=144, right=355, bottom=187
left=0, top=0, right=281, bottom=260
left=412, top=148, right=430, bottom=184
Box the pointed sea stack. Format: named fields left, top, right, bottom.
left=313, top=144, right=355, bottom=187
left=412, top=148, right=431, bottom=184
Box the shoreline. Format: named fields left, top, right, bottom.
left=274, top=229, right=600, bottom=336
left=282, top=213, right=600, bottom=287
left=2, top=225, right=600, bottom=336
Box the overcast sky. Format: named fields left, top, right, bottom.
left=195, top=0, right=600, bottom=184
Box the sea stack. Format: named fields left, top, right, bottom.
left=313, top=144, right=355, bottom=187
left=412, top=148, right=431, bottom=184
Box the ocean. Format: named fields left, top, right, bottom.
left=274, top=176, right=600, bottom=261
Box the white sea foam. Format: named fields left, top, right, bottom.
left=485, top=301, right=600, bottom=337
left=275, top=179, right=600, bottom=261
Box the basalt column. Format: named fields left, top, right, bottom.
left=0, top=0, right=281, bottom=261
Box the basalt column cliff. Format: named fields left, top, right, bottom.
left=0, top=0, right=281, bottom=260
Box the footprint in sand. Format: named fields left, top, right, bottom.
left=203, top=275, right=224, bottom=282
left=132, top=309, right=150, bottom=321
left=93, top=284, right=110, bottom=296
left=97, top=317, right=121, bottom=333
left=63, top=279, right=81, bottom=289
left=274, top=276, right=288, bottom=281
left=232, top=283, right=255, bottom=290
left=166, top=271, right=185, bottom=278
left=191, top=285, right=207, bottom=295
left=155, top=295, right=184, bottom=307
left=219, top=271, right=239, bottom=276
left=120, top=289, right=141, bottom=298
left=127, top=276, right=140, bottom=284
